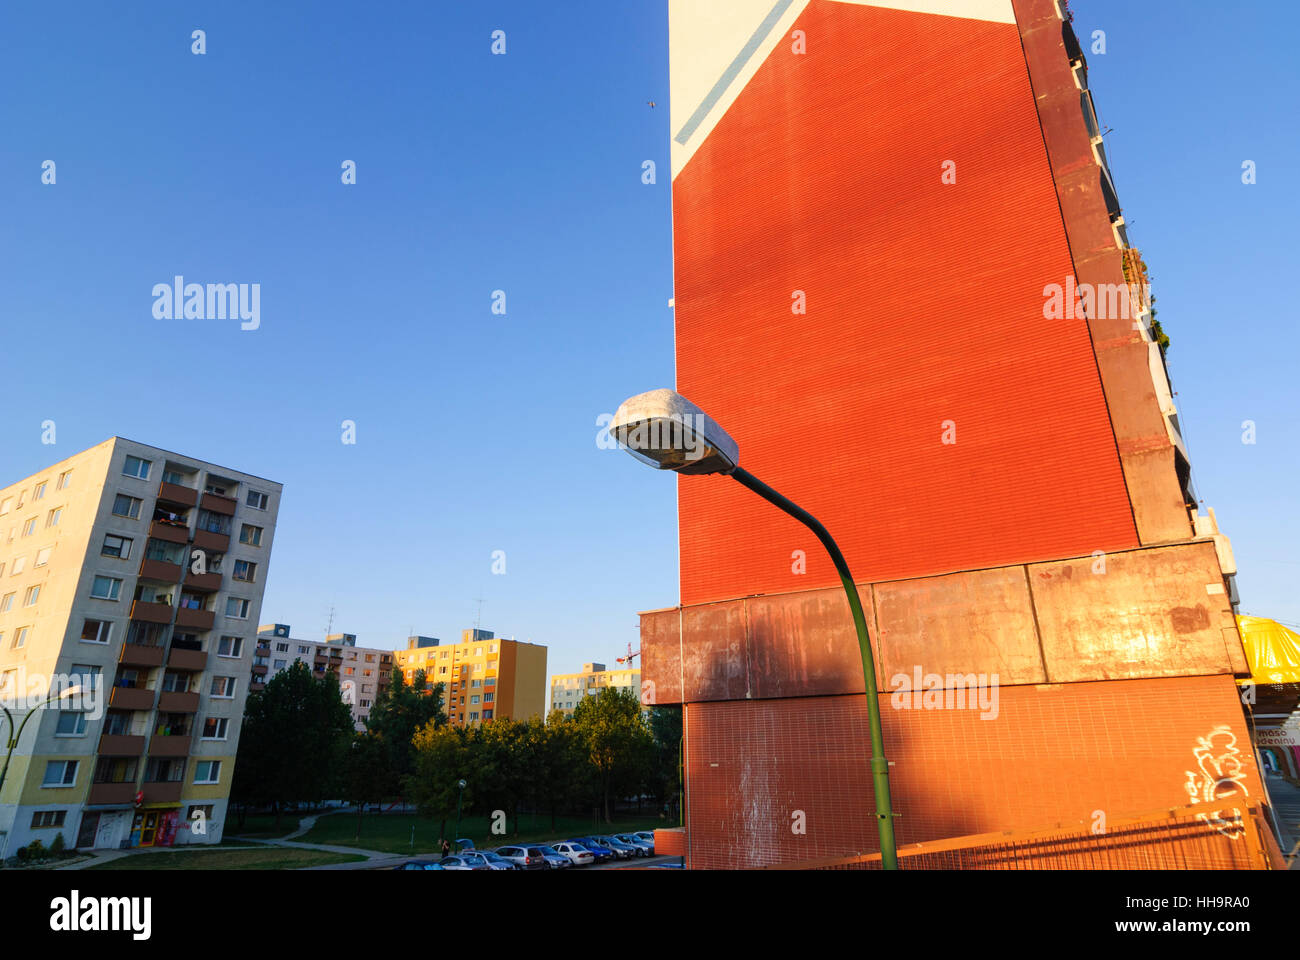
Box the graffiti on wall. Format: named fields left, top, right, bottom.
left=1184, top=725, right=1250, bottom=839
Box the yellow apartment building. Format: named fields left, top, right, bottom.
left=393, top=629, right=546, bottom=726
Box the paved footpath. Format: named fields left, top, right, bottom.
left=1262, top=773, right=1300, bottom=869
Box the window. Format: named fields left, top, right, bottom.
left=101, top=534, right=132, bottom=559
left=217, top=636, right=243, bottom=658
left=483, top=710, right=493, bottom=720
left=246, top=490, right=268, bottom=510
left=10, top=556, right=25, bottom=576
left=225, top=598, right=250, bottom=619
left=112, top=494, right=142, bottom=519
left=122, top=456, right=151, bottom=480
left=23, top=585, right=39, bottom=607
left=32, top=810, right=67, bottom=828
left=343, top=666, right=354, bottom=676
left=145, top=758, right=184, bottom=782
left=80, top=619, right=112, bottom=644
left=204, top=482, right=228, bottom=496
left=483, top=692, right=494, bottom=702
left=42, top=760, right=78, bottom=787
left=298, top=645, right=309, bottom=654
left=239, top=524, right=263, bottom=546
left=360, top=699, right=371, bottom=708
left=275, top=642, right=288, bottom=653
left=469, top=712, right=479, bottom=721
left=162, top=469, right=185, bottom=485
left=194, top=760, right=222, bottom=784
left=46, top=507, right=62, bottom=528
left=470, top=695, right=480, bottom=704
left=0, top=593, right=13, bottom=613
left=22, top=517, right=37, bottom=537
left=57, top=470, right=72, bottom=490
left=90, top=577, right=122, bottom=600
left=55, top=712, right=88, bottom=736
left=14, top=626, right=31, bottom=649
left=0, top=497, right=10, bottom=515
left=34, top=546, right=51, bottom=567
left=70, top=664, right=102, bottom=686
left=232, top=560, right=256, bottom=583
left=197, top=510, right=231, bottom=536
left=210, top=676, right=236, bottom=698
left=33, top=481, right=47, bottom=500
left=201, top=717, right=229, bottom=740
left=273, top=658, right=286, bottom=670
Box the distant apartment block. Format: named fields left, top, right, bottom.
left=255, top=623, right=393, bottom=730
left=394, top=629, right=546, bottom=726
left=550, top=662, right=641, bottom=717
left=0, top=438, right=280, bottom=855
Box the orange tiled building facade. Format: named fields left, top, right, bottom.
left=643, top=0, right=1261, bottom=868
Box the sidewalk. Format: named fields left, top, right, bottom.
left=1261, top=773, right=1300, bottom=869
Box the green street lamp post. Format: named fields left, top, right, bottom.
left=609, top=389, right=898, bottom=869
left=453, top=779, right=467, bottom=853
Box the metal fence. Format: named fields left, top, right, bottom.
left=758, top=801, right=1284, bottom=870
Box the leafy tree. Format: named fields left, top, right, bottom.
left=343, top=731, right=392, bottom=838
left=365, top=667, right=447, bottom=800
left=534, top=711, right=588, bottom=829
left=231, top=661, right=354, bottom=828
left=571, top=687, right=655, bottom=822
left=407, top=721, right=474, bottom=845
left=647, top=706, right=683, bottom=821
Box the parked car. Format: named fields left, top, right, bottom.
left=394, top=859, right=445, bottom=870
left=492, top=846, right=548, bottom=870
left=590, top=835, right=638, bottom=860
left=550, top=841, right=596, bottom=866
left=613, top=833, right=654, bottom=857
left=633, top=831, right=656, bottom=846
left=533, top=844, right=573, bottom=869
left=455, top=838, right=475, bottom=850
left=571, top=837, right=615, bottom=862
left=438, top=855, right=489, bottom=871
left=466, top=850, right=517, bottom=871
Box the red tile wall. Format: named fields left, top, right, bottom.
left=673, top=0, right=1138, bottom=607
left=682, top=674, right=1260, bottom=869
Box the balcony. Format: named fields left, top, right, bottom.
left=88, top=782, right=137, bottom=806
left=192, top=528, right=229, bottom=553
left=157, top=481, right=198, bottom=507
left=148, top=734, right=191, bottom=757
left=98, top=734, right=145, bottom=756
left=109, top=686, right=155, bottom=711
left=314, top=654, right=328, bottom=666
left=157, top=690, right=199, bottom=713
left=185, top=571, right=222, bottom=592
left=200, top=492, right=237, bottom=516
left=149, top=520, right=190, bottom=545
left=130, top=600, right=173, bottom=625
left=250, top=680, right=266, bottom=692
left=142, top=781, right=183, bottom=804
left=251, top=663, right=268, bottom=676
left=175, top=608, right=214, bottom=630
left=139, top=559, right=184, bottom=584
left=167, top=646, right=208, bottom=671
left=120, top=643, right=165, bottom=668
left=254, top=643, right=271, bottom=657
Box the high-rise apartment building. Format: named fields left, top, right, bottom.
left=550, top=662, right=641, bottom=717
left=0, top=438, right=280, bottom=854
left=641, top=0, right=1259, bottom=869
left=393, top=629, right=547, bottom=726
left=254, top=624, right=394, bottom=730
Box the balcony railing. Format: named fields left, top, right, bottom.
left=109, top=686, right=155, bottom=711
left=157, top=690, right=200, bottom=713
left=130, top=600, right=174, bottom=625
left=149, top=520, right=190, bottom=545
left=98, top=734, right=145, bottom=756
left=88, top=782, right=137, bottom=805
left=192, top=528, right=230, bottom=553
left=120, top=643, right=165, bottom=668
left=175, top=608, right=215, bottom=630
left=167, top=646, right=208, bottom=671
left=157, top=480, right=198, bottom=507
left=148, top=734, right=191, bottom=757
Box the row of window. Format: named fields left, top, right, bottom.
left=0, top=470, right=71, bottom=517
left=1, top=506, right=63, bottom=549
left=43, top=757, right=224, bottom=787
left=0, top=545, right=53, bottom=583
left=124, top=455, right=272, bottom=510
left=88, top=576, right=253, bottom=617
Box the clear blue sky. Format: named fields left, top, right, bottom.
left=0, top=1, right=1295, bottom=678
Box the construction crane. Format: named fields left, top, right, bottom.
left=616, top=640, right=641, bottom=666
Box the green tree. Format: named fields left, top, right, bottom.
left=343, top=731, right=392, bottom=839
left=231, top=661, right=354, bottom=829
left=647, top=706, right=683, bottom=821
left=571, top=687, right=655, bottom=823
left=365, top=667, right=447, bottom=801
left=534, top=711, right=588, bottom=829
left=407, top=721, right=475, bottom=845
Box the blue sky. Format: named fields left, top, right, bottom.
left=0, top=0, right=1295, bottom=678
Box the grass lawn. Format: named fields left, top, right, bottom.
left=86, top=847, right=366, bottom=870
left=221, top=813, right=305, bottom=839
left=299, top=810, right=672, bottom=855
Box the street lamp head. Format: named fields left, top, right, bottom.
left=609, top=389, right=739, bottom=476
left=457, top=779, right=467, bottom=790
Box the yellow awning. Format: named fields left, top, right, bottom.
left=1236, top=616, right=1300, bottom=685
